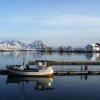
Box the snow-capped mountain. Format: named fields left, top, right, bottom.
left=28, top=40, right=46, bottom=49
left=0, top=40, right=47, bottom=50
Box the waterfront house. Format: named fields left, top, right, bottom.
left=85, top=43, right=100, bottom=51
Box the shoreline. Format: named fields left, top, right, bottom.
left=0, top=49, right=100, bottom=53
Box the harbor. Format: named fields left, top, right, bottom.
left=0, top=51, right=100, bottom=100
left=1, top=0, right=100, bottom=99
left=1, top=66, right=100, bottom=76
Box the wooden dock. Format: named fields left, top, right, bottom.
left=0, top=69, right=100, bottom=76
left=29, top=60, right=100, bottom=65
left=54, top=70, right=100, bottom=76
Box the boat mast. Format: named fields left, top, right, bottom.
left=45, top=45, right=47, bottom=65
left=22, top=51, right=26, bottom=66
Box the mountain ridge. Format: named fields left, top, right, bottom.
left=0, top=40, right=46, bottom=50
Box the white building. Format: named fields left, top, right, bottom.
left=85, top=43, right=100, bottom=51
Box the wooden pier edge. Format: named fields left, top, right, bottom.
left=29, top=60, right=100, bottom=65
left=1, top=69, right=100, bottom=76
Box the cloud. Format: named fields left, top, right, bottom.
left=0, top=14, right=100, bottom=29
left=35, top=15, right=100, bottom=27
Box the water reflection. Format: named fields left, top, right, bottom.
left=0, top=51, right=100, bottom=67
left=80, top=75, right=88, bottom=80
left=86, top=53, right=100, bottom=61
left=1, top=75, right=100, bottom=100
left=6, top=76, right=54, bottom=91
left=0, top=51, right=43, bottom=59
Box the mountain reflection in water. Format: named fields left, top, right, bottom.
left=0, top=51, right=100, bottom=65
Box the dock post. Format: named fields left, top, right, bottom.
left=81, top=65, right=83, bottom=71
left=84, top=65, right=88, bottom=71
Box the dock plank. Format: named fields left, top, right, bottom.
left=29, top=60, right=100, bottom=65
left=0, top=69, right=100, bottom=76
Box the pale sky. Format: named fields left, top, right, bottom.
left=0, top=0, right=100, bottom=46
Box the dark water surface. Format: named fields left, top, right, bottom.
left=0, top=75, right=100, bottom=100
left=0, top=51, right=100, bottom=100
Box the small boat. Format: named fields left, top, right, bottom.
left=6, top=62, right=54, bottom=77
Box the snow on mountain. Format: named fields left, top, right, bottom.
left=28, top=40, right=46, bottom=49
left=0, top=40, right=47, bottom=50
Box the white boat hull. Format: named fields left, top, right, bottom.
left=7, top=67, right=54, bottom=77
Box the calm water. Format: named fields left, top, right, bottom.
left=0, top=51, right=100, bottom=67
left=0, top=51, right=100, bottom=100
left=1, top=75, right=100, bottom=100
